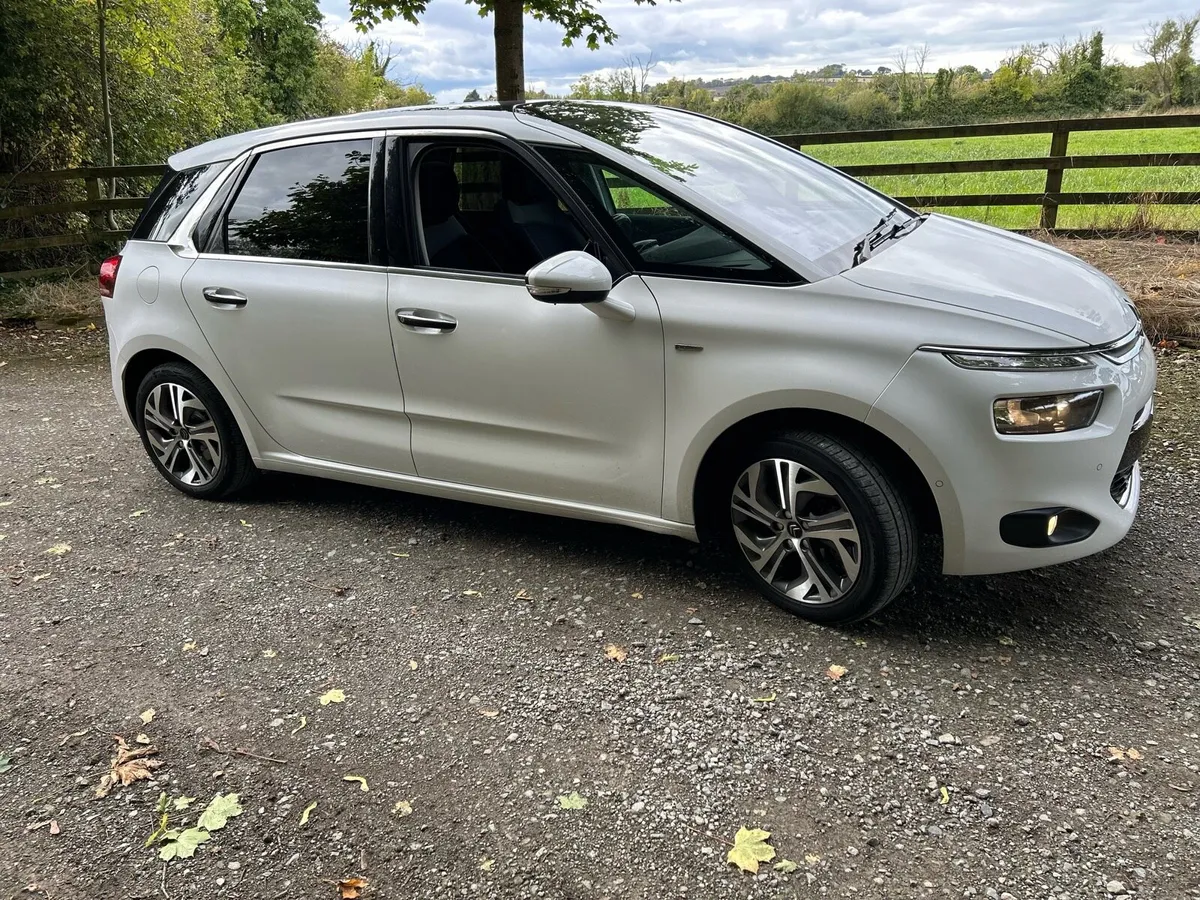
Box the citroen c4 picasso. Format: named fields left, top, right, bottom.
left=101, top=101, right=1155, bottom=623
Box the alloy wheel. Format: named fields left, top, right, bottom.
left=143, top=383, right=222, bottom=487
left=730, top=458, right=862, bottom=605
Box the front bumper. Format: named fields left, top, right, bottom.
left=866, top=335, right=1156, bottom=576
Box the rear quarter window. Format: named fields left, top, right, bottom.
left=130, top=164, right=221, bottom=242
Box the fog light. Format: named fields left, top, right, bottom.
left=1000, top=508, right=1099, bottom=548
left=1046, top=514, right=1059, bottom=537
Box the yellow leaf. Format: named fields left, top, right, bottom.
left=31, top=573, right=52, bottom=582
left=181, top=641, right=196, bottom=651
left=0, top=500, right=13, bottom=507
left=727, top=826, right=776, bottom=874
left=139, top=708, right=156, bottom=725
left=998, top=635, right=1015, bottom=646
left=556, top=792, right=587, bottom=810
left=298, top=801, right=316, bottom=826
left=409, top=659, right=418, bottom=670
left=826, top=664, right=848, bottom=680
left=290, top=715, right=307, bottom=736
left=135, top=733, right=151, bottom=745
left=478, top=709, right=499, bottom=718
left=462, top=589, right=481, bottom=596
left=939, top=786, right=950, bottom=805
left=479, top=857, right=495, bottom=871
left=853, top=638, right=867, bottom=647
left=513, top=588, right=532, bottom=600
left=44, top=543, right=71, bottom=556
left=774, top=859, right=799, bottom=874
left=129, top=509, right=148, bottom=518
left=751, top=692, right=776, bottom=703
left=804, top=853, right=821, bottom=865
left=318, top=689, right=346, bottom=706
left=388, top=551, right=410, bottom=558
left=239, top=520, right=253, bottom=528
left=656, top=653, right=678, bottom=664
left=172, top=796, right=196, bottom=811
left=343, top=774, right=369, bottom=792
left=1128, top=747, right=1144, bottom=760
left=604, top=644, right=628, bottom=663
left=262, top=649, right=278, bottom=658
left=393, top=799, right=413, bottom=817
left=338, top=877, right=368, bottom=899
left=631, top=592, right=643, bottom=600
left=0, top=535, right=6, bottom=541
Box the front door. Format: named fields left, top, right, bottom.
left=181, top=136, right=416, bottom=475
left=386, top=139, right=665, bottom=515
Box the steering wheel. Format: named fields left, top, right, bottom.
left=611, top=212, right=634, bottom=238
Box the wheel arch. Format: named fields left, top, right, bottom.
left=690, top=407, right=944, bottom=546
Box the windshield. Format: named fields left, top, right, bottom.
left=519, top=102, right=901, bottom=277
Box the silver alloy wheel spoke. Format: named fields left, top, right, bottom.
left=730, top=458, right=862, bottom=606
left=144, top=383, right=221, bottom=487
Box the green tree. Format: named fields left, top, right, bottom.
left=345, top=0, right=680, bottom=102
left=1137, top=14, right=1200, bottom=107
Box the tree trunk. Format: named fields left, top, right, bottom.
left=97, top=0, right=117, bottom=229
left=493, top=0, right=524, bottom=103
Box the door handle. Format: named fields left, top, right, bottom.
left=396, top=308, right=457, bottom=333
left=202, top=287, right=248, bottom=307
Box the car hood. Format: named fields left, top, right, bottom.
left=841, top=214, right=1138, bottom=346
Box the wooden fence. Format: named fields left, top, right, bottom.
left=2, top=112, right=1198, bottom=281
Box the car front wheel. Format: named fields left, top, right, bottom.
left=134, top=362, right=258, bottom=500
left=722, top=431, right=917, bottom=624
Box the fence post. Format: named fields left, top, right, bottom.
left=1040, top=126, right=1070, bottom=229
left=83, top=175, right=105, bottom=234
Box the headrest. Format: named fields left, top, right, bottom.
left=419, top=157, right=460, bottom=226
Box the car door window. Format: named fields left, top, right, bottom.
left=540, top=147, right=787, bottom=281
left=413, top=143, right=588, bottom=276
left=223, top=139, right=373, bottom=264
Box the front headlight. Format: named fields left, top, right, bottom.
left=945, top=352, right=1092, bottom=370
left=993, top=390, right=1103, bottom=435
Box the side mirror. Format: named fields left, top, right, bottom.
left=525, top=250, right=612, bottom=304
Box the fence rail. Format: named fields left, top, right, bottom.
left=2, top=112, right=1198, bottom=281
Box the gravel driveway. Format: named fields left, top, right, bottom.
left=1, top=327, right=1198, bottom=900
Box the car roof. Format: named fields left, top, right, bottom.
left=168, top=103, right=583, bottom=171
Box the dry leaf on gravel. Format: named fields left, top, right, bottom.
left=1109, top=746, right=1144, bottom=761
left=480, top=857, right=495, bottom=871
left=804, top=853, right=821, bottom=865
left=129, top=509, right=148, bottom=518
left=631, top=592, right=643, bottom=599
left=290, top=715, right=307, bottom=735
left=751, top=692, right=776, bottom=703
left=826, top=664, right=848, bottom=680
left=239, top=519, right=253, bottom=528
left=181, top=641, right=196, bottom=651
left=299, top=801, right=316, bottom=826
left=409, top=659, right=418, bottom=670
left=0, top=754, right=13, bottom=774
left=44, top=543, right=70, bottom=556
left=656, top=653, right=678, bottom=664
left=343, top=775, right=369, bottom=792
left=393, top=799, right=413, bottom=817
left=388, top=550, right=410, bottom=558
left=173, top=796, right=196, bottom=811
left=338, top=877, right=369, bottom=899
left=462, top=589, right=481, bottom=596
left=478, top=708, right=499, bottom=718
left=604, top=644, right=628, bottom=662
left=774, top=859, right=798, bottom=874
left=939, top=786, right=951, bottom=805
left=139, top=708, right=156, bottom=725
left=556, top=792, right=587, bottom=810
left=727, top=826, right=776, bottom=874
left=318, top=689, right=346, bottom=706
left=513, top=588, right=531, bottom=600
left=96, top=735, right=162, bottom=797
left=262, top=649, right=278, bottom=658
left=135, top=733, right=151, bottom=745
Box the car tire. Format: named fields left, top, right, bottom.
left=134, top=362, right=258, bottom=500
left=720, top=430, right=917, bottom=625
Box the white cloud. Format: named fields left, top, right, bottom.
left=319, top=0, right=1195, bottom=102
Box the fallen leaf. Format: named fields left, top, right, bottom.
left=49, top=820, right=60, bottom=835
left=158, top=827, right=210, bottom=861
left=95, top=736, right=162, bottom=798
left=58, top=729, right=89, bottom=747
left=239, top=520, right=253, bottom=528
left=478, top=709, right=499, bottom=718
left=409, top=659, right=418, bottom=670
left=998, top=635, right=1015, bottom=646
left=631, top=592, right=644, bottom=600
left=181, top=641, right=197, bottom=651
left=513, top=588, right=531, bottom=600
left=727, top=826, right=776, bottom=874
left=939, top=786, right=950, bottom=805
left=1128, top=747, right=1144, bottom=760
left=129, top=509, right=148, bottom=518
left=262, top=649, right=278, bottom=658
left=556, top=792, right=587, bottom=810
left=299, top=801, right=316, bottom=826
left=0, top=534, right=6, bottom=541
left=604, top=644, right=628, bottom=663
left=0, top=754, right=11, bottom=774
left=0, top=501, right=12, bottom=508
left=197, top=793, right=243, bottom=831
left=318, top=689, right=346, bottom=706
left=751, top=692, right=776, bottom=703
left=139, top=708, right=156, bottom=725
left=343, top=775, right=369, bottom=792
left=804, top=853, right=821, bottom=865
left=388, top=551, right=410, bottom=558
left=826, top=664, right=848, bottom=680
left=338, top=877, right=368, bottom=899
left=393, top=799, right=413, bottom=817
left=462, top=589, right=481, bottom=596
left=135, top=733, right=151, bottom=745
left=773, top=859, right=799, bottom=874
left=853, top=638, right=868, bottom=647
left=31, top=573, right=51, bottom=583
left=44, top=543, right=71, bottom=556
left=197, top=646, right=209, bottom=656
left=173, top=796, right=196, bottom=811
left=290, top=715, right=308, bottom=736
left=35, top=477, right=57, bottom=485
left=480, top=857, right=495, bottom=871
left=656, top=653, right=678, bottom=664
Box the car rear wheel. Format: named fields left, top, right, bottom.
left=134, top=362, right=258, bottom=500
left=721, top=431, right=917, bottom=624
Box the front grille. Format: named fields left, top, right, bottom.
left=1109, top=468, right=1133, bottom=504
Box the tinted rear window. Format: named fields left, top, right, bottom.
left=130, top=164, right=221, bottom=242
left=224, top=140, right=372, bottom=265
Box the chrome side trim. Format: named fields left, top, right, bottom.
left=194, top=252, right=389, bottom=274
left=256, top=451, right=699, bottom=541
left=919, top=325, right=1143, bottom=359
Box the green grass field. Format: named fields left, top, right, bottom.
left=803, top=127, right=1200, bottom=230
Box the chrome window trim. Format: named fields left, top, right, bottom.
left=193, top=252, right=389, bottom=274
left=167, top=130, right=387, bottom=258
left=385, top=266, right=524, bottom=286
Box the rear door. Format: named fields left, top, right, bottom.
left=181, top=134, right=416, bottom=474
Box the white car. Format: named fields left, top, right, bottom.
left=101, top=101, right=1155, bottom=624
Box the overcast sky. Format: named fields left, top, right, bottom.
left=318, top=0, right=1194, bottom=103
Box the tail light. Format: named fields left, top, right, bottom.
left=98, top=255, right=121, bottom=299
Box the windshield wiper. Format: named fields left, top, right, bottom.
left=851, top=210, right=925, bottom=267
